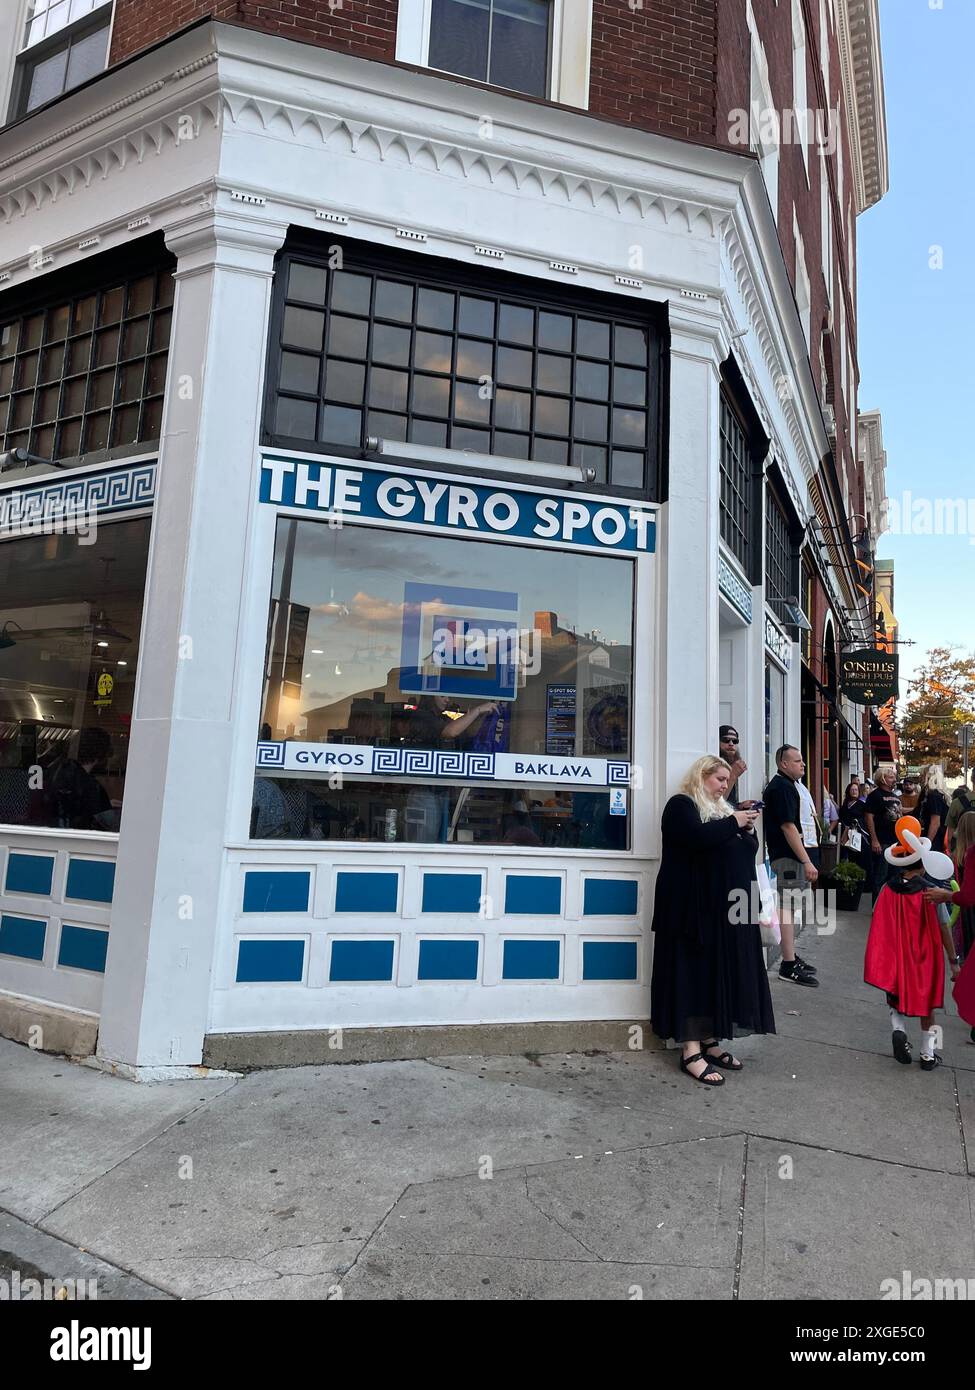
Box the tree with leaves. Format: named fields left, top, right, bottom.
left=900, top=646, right=975, bottom=775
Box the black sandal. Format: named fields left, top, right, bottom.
left=680, top=1050, right=725, bottom=1086
left=702, top=1040, right=743, bottom=1071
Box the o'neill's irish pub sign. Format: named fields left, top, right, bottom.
left=841, top=650, right=899, bottom=705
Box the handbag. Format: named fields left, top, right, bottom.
left=847, top=827, right=863, bottom=854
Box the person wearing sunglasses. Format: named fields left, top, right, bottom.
left=719, top=725, right=751, bottom=809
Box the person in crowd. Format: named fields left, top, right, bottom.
left=822, top=785, right=840, bottom=840
left=864, top=768, right=902, bottom=902
left=650, top=755, right=774, bottom=1086
left=865, top=817, right=959, bottom=1070
left=796, top=776, right=822, bottom=871
left=839, top=779, right=872, bottom=890
left=946, top=772, right=975, bottom=853
left=763, top=745, right=820, bottom=986
left=927, top=811, right=975, bottom=1039
left=718, top=725, right=748, bottom=808
left=924, top=810, right=975, bottom=958
left=917, top=764, right=950, bottom=856
left=899, top=777, right=920, bottom=814
left=50, top=727, right=114, bottom=831
left=403, top=693, right=500, bottom=748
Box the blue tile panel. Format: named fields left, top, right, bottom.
left=236, top=939, right=306, bottom=983
left=417, top=939, right=479, bottom=980
left=582, top=941, right=639, bottom=981
left=242, top=871, right=311, bottom=914
left=504, top=875, right=562, bottom=916
left=329, top=939, right=395, bottom=982
left=5, top=853, right=55, bottom=896
left=334, top=872, right=399, bottom=914
left=502, top=939, right=560, bottom=980
left=421, top=873, right=482, bottom=914
left=65, top=858, right=115, bottom=904
left=58, top=924, right=109, bottom=974
left=0, top=914, right=46, bottom=961
left=583, top=879, right=639, bottom=916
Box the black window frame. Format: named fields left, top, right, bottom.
left=262, top=234, right=669, bottom=504
left=718, top=356, right=767, bottom=585
left=765, top=468, right=803, bottom=614
left=0, top=233, right=175, bottom=470
left=9, top=1, right=114, bottom=123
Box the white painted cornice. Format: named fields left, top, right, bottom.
left=0, top=19, right=836, bottom=536
left=836, top=0, right=889, bottom=213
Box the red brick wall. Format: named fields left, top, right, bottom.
left=588, top=0, right=719, bottom=141
left=109, top=0, right=399, bottom=67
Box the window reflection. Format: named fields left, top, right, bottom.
left=253, top=518, right=634, bottom=848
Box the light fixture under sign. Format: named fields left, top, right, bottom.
left=365, top=437, right=597, bottom=486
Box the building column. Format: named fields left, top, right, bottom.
left=97, top=207, right=288, bottom=1072
left=660, top=307, right=729, bottom=793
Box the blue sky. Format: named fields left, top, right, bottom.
left=858, top=0, right=975, bottom=697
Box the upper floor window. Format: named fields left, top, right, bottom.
left=765, top=485, right=797, bottom=611
left=430, top=0, right=551, bottom=97
left=719, top=395, right=753, bottom=577
left=396, top=0, right=592, bottom=107
left=0, top=237, right=174, bottom=467
left=265, top=236, right=666, bottom=500
left=11, top=0, right=112, bottom=120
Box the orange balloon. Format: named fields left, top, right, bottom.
left=891, top=815, right=922, bottom=857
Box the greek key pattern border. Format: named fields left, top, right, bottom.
left=0, top=461, right=157, bottom=537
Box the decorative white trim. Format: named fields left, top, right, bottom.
left=836, top=0, right=888, bottom=212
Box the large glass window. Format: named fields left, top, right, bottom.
left=267, top=241, right=664, bottom=498
left=719, top=394, right=752, bottom=574
left=428, top=0, right=552, bottom=97
left=0, top=517, right=150, bottom=831
left=253, top=518, right=634, bottom=848
left=0, top=261, right=172, bottom=465
left=765, top=486, right=795, bottom=610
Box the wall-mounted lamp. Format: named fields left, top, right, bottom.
left=0, top=447, right=65, bottom=474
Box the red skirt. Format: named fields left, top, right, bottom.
left=864, top=887, right=945, bottom=1018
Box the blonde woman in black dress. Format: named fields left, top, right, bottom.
left=650, top=755, right=776, bottom=1086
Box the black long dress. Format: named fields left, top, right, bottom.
left=650, top=794, right=776, bottom=1044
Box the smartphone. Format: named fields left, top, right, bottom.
left=750, top=801, right=764, bottom=811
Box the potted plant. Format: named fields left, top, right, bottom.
left=822, top=857, right=867, bottom=912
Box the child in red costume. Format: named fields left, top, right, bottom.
left=864, top=816, right=960, bottom=1070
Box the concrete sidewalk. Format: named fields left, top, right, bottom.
left=2, top=907, right=974, bottom=1301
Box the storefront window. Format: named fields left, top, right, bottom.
left=266, top=238, right=665, bottom=498
left=0, top=248, right=173, bottom=466
left=0, top=517, right=150, bottom=830
left=253, top=518, right=634, bottom=848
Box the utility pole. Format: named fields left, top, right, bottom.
left=960, top=724, right=974, bottom=784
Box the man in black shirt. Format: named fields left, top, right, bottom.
left=864, top=769, right=902, bottom=902
left=762, top=744, right=820, bottom=986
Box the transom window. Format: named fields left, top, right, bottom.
left=267, top=241, right=664, bottom=498
left=12, top=0, right=113, bottom=119
left=428, top=0, right=552, bottom=97
left=766, top=487, right=794, bottom=610
left=0, top=248, right=173, bottom=466
left=719, top=395, right=752, bottom=573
